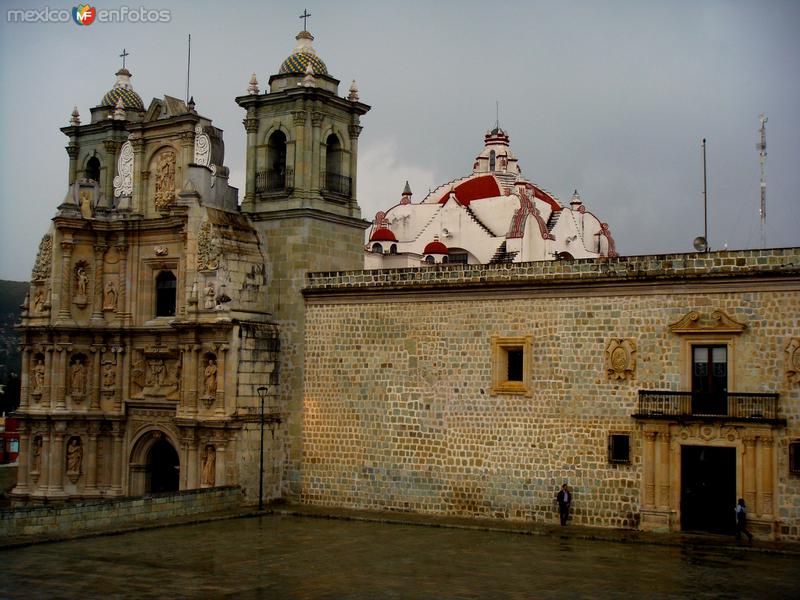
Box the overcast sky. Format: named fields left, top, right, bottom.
left=1, top=0, right=798, bottom=281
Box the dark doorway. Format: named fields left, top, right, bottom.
left=692, top=345, right=728, bottom=415
left=146, top=438, right=179, bottom=494
left=681, top=445, right=735, bottom=534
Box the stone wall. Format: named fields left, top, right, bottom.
left=302, top=249, right=800, bottom=534
left=0, top=486, right=242, bottom=541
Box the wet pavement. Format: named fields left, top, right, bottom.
left=2, top=514, right=799, bottom=599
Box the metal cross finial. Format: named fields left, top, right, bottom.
left=120, top=48, right=129, bottom=69
left=299, top=9, right=311, bottom=30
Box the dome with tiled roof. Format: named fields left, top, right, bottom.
left=99, top=68, right=144, bottom=110
left=278, top=30, right=328, bottom=76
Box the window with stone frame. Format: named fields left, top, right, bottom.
left=790, top=442, right=800, bottom=475
left=491, top=335, right=532, bottom=396
left=155, top=270, right=177, bottom=317
left=608, top=433, right=631, bottom=464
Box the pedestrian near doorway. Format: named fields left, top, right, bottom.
left=735, top=498, right=754, bottom=544
left=556, top=483, right=572, bottom=526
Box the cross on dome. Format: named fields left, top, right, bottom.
left=299, top=9, right=311, bottom=31
left=119, top=48, right=129, bottom=69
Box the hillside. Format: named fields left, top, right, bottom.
left=0, top=279, right=27, bottom=413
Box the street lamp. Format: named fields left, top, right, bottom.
left=257, top=385, right=268, bottom=511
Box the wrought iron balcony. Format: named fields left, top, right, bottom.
left=634, top=390, right=783, bottom=424
left=321, top=171, right=352, bottom=197
left=255, top=168, right=293, bottom=194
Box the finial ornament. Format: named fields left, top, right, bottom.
left=248, top=73, right=260, bottom=95
left=348, top=80, right=359, bottom=101
left=299, top=8, right=311, bottom=31
left=113, top=98, right=126, bottom=120
left=70, top=106, right=81, bottom=126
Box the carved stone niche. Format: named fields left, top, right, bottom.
left=30, top=352, right=46, bottom=400
left=786, top=338, right=800, bottom=384
left=73, top=260, right=91, bottom=308
left=606, top=338, right=637, bottom=380
left=66, top=435, right=83, bottom=483
left=137, top=346, right=181, bottom=400
left=200, top=352, right=218, bottom=408
left=67, top=353, right=89, bottom=404
left=31, top=284, right=51, bottom=316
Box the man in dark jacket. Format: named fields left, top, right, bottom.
left=735, top=498, right=754, bottom=543
left=557, top=483, right=572, bottom=526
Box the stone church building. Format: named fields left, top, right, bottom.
left=11, top=25, right=800, bottom=541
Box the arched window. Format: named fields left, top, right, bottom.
left=266, top=131, right=287, bottom=191
left=441, top=255, right=449, bottom=264
left=326, top=134, right=343, bottom=176
left=488, top=150, right=496, bottom=171
left=371, top=243, right=383, bottom=254
left=86, top=157, right=101, bottom=182
left=424, top=255, right=435, bottom=264
left=155, top=270, right=177, bottom=317
left=389, top=244, right=398, bottom=254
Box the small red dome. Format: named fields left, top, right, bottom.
left=423, top=240, right=449, bottom=254
left=370, top=228, right=397, bottom=242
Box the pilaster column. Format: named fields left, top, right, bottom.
left=758, top=437, right=774, bottom=518
left=743, top=436, right=757, bottom=509
left=311, top=111, right=323, bottom=193
left=114, top=345, right=125, bottom=413
left=292, top=110, right=307, bottom=195
left=110, top=423, right=124, bottom=495
left=66, top=142, right=80, bottom=185
left=643, top=431, right=656, bottom=508
left=18, top=346, right=31, bottom=411
left=37, top=432, right=51, bottom=493
left=48, top=424, right=66, bottom=495
left=54, top=345, right=68, bottom=410
left=656, top=431, right=671, bottom=508
left=243, top=112, right=258, bottom=207
left=103, top=139, right=119, bottom=202
left=90, top=344, right=102, bottom=411
left=215, top=441, right=227, bottom=487
left=14, top=427, right=32, bottom=494
left=91, top=243, right=107, bottom=321
left=58, top=241, right=74, bottom=320
left=115, top=242, right=128, bottom=324
left=187, top=432, right=199, bottom=490
left=44, top=347, right=54, bottom=411
left=348, top=120, right=363, bottom=208
left=179, top=130, right=195, bottom=186
left=85, top=424, right=98, bottom=493
left=215, top=344, right=228, bottom=417
left=190, top=344, right=201, bottom=416
left=130, top=137, right=145, bottom=215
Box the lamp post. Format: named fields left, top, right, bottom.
left=257, top=385, right=267, bottom=511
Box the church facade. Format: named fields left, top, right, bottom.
left=10, top=24, right=800, bottom=542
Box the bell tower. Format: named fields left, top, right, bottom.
left=235, top=22, right=370, bottom=497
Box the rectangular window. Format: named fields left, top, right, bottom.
left=790, top=442, right=800, bottom=475
left=608, top=434, right=631, bottom=464
left=491, top=336, right=532, bottom=396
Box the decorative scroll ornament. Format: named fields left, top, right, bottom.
left=197, top=220, right=222, bottom=271
left=194, top=126, right=211, bottom=167
left=154, top=149, right=177, bottom=210
left=786, top=338, right=800, bottom=384
left=113, top=141, right=134, bottom=197
left=606, top=338, right=637, bottom=380
left=31, top=234, right=53, bottom=281
left=668, top=309, right=746, bottom=334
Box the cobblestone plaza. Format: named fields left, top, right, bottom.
left=2, top=515, right=799, bottom=598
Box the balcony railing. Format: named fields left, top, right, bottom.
left=321, top=171, right=352, bottom=197
left=634, top=390, right=782, bottom=422
left=255, top=168, right=293, bottom=194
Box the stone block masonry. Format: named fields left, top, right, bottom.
left=301, top=249, right=800, bottom=537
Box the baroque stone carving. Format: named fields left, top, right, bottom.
left=103, top=280, right=118, bottom=310
left=786, top=338, right=800, bottom=384
left=31, top=234, right=53, bottom=282
left=113, top=141, right=134, bottom=197
left=197, top=220, right=222, bottom=271
left=70, top=355, right=87, bottom=399
left=102, top=360, right=116, bottom=389
left=73, top=262, right=90, bottom=307
left=194, top=126, right=211, bottom=167
left=202, top=444, right=216, bottom=487
left=154, top=149, right=177, bottom=210
left=203, top=357, right=218, bottom=398
left=203, top=281, right=217, bottom=309
left=31, top=436, right=43, bottom=473
left=32, top=357, right=46, bottom=395
left=606, top=338, right=636, bottom=380
left=668, top=309, right=746, bottom=334
left=66, top=436, right=83, bottom=476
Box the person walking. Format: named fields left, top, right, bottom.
left=556, top=483, right=572, bottom=526
left=735, top=498, right=754, bottom=544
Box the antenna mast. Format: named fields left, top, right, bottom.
left=757, top=114, right=768, bottom=248
left=186, top=34, right=192, bottom=104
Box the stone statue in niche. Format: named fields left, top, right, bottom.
left=204, top=281, right=217, bottom=309
left=32, top=436, right=43, bottom=473
left=202, top=445, right=216, bottom=487
left=102, top=361, right=116, bottom=389
left=31, top=234, right=53, bottom=282
left=103, top=281, right=118, bottom=310
left=154, top=149, right=177, bottom=210
left=70, top=357, right=87, bottom=397
left=33, top=288, right=46, bottom=313
left=66, top=437, right=83, bottom=474
left=76, top=266, right=89, bottom=296
left=32, top=358, right=46, bottom=395
left=79, top=188, right=93, bottom=219
left=203, top=358, right=218, bottom=398
left=605, top=338, right=637, bottom=381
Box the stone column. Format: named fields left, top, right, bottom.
left=187, top=434, right=199, bottom=490
left=54, top=345, right=68, bottom=411
left=18, top=346, right=31, bottom=411
left=103, top=139, right=119, bottom=202
left=643, top=431, right=656, bottom=508
left=14, top=426, right=31, bottom=494
left=215, top=441, right=227, bottom=486
left=180, top=130, right=195, bottom=189
left=48, top=424, right=66, bottom=497
left=348, top=120, right=363, bottom=209
left=292, top=110, right=307, bottom=196
left=743, top=436, right=757, bottom=509
left=58, top=241, right=74, bottom=320
left=656, top=431, right=671, bottom=508
left=190, top=345, right=201, bottom=416
left=311, top=111, right=323, bottom=193
left=130, top=137, right=145, bottom=215
left=91, top=243, right=107, bottom=321
left=215, top=344, right=228, bottom=417
left=758, top=437, right=774, bottom=518
left=37, top=432, right=51, bottom=494
left=85, top=424, right=98, bottom=493
left=66, top=142, right=80, bottom=186
left=243, top=113, right=258, bottom=209
left=115, top=242, right=129, bottom=325
left=90, top=344, right=102, bottom=411
left=114, top=345, right=125, bottom=413
left=110, top=423, right=124, bottom=495
left=44, top=347, right=54, bottom=411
